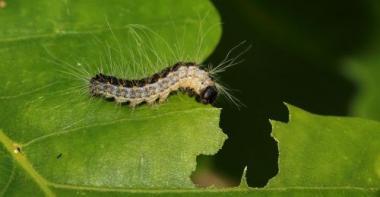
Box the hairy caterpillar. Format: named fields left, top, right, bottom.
left=46, top=23, right=247, bottom=108
left=90, top=62, right=218, bottom=107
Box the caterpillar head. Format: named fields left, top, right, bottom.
left=197, top=85, right=218, bottom=104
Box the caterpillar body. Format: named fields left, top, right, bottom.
left=47, top=24, right=247, bottom=108
left=89, top=62, right=218, bottom=107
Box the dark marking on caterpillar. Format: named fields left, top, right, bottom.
left=56, top=153, right=63, bottom=159
left=89, top=62, right=218, bottom=107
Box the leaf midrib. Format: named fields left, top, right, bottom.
left=0, top=131, right=55, bottom=197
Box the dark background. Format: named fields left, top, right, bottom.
left=192, top=0, right=374, bottom=187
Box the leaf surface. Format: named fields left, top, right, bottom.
left=0, top=0, right=226, bottom=196
left=267, top=104, right=380, bottom=196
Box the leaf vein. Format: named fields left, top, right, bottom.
left=0, top=161, right=15, bottom=197
left=22, top=107, right=218, bottom=147
left=0, top=20, right=196, bottom=44
left=0, top=82, right=58, bottom=100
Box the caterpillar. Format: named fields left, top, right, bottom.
left=90, top=62, right=218, bottom=107
left=45, top=24, right=247, bottom=108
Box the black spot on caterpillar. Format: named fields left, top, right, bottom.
left=89, top=62, right=218, bottom=107
left=56, top=153, right=63, bottom=159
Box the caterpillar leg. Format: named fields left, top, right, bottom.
left=159, top=91, right=170, bottom=103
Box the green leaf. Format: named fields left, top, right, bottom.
left=0, top=0, right=227, bottom=196
left=2, top=1, right=379, bottom=196
left=267, top=104, right=380, bottom=196
left=345, top=56, right=380, bottom=120
left=27, top=103, right=377, bottom=196
left=343, top=1, right=380, bottom=120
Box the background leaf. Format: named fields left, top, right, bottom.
left=343, top=1, right=380, bottom=120
left=0, top=0, right=226, bottom=196
left=268, top=104, right=380, bottom=196
left=201, top=0, right=379, bottom=187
